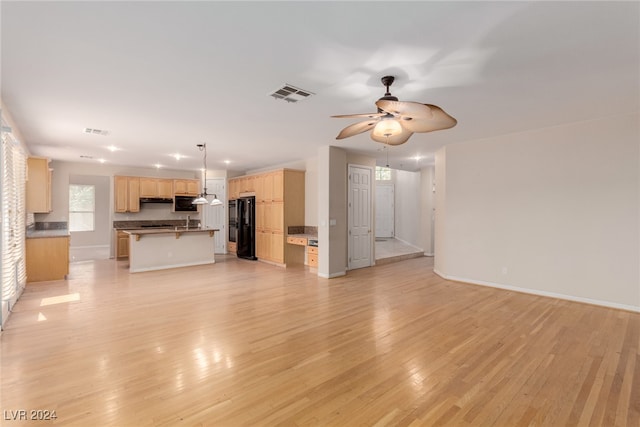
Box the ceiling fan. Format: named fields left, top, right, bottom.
left=331, top=76, right=457, bottom=145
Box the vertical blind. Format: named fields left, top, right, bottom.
left=1, top=122, right=26, bottom=330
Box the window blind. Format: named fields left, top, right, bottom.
left=1, top=124, right=26, bottom=329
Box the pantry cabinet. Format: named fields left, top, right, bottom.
left=228, top=169, right=304, bottom=265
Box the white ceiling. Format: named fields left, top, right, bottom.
left=2, top=1, right=638, bottom=173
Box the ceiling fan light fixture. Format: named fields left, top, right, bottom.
left=372, top=117, right=402, bottom=138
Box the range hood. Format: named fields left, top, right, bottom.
left=139, top=197, right=173, bottom=204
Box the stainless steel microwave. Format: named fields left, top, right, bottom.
left=174, top=195, right=198, bottom=212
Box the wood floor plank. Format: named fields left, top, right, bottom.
left=1, top=255, right=639, bottom=426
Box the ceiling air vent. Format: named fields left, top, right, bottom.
left=83, top=128, right=110, bottom=136
left=268, top=84, right=314, bottom=103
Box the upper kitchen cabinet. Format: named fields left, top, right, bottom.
left=26, top=157, right=52, bottom=213
left=114, top=176, right=140, bottom=213
left=174, top=179, right=199, bottom=196
left=140, top=178, right=173, bottom=198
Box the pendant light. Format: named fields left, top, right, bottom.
left=192, top=143, right=223, bottom=206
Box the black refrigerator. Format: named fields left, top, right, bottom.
left=236, top=196, right=257, bottom=260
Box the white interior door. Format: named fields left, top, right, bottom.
left=203, top=178, right=226, bottom=254
left=348, top=165, right=373, bottom=270
left=375, top=184, right=394, bottom=238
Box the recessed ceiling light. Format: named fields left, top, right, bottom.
left=173, top=154, right=183, bottom=161
left=154, top=163, right=162, bottom=169
left=98, top=158, right=106, bottom=164
left=107, top=145, right=119, bottom=152
left=224, top=160, right=231, bottom=165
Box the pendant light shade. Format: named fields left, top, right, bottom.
left=192, top=196, right=208, bottom=205
left=192, top=143, right=223, bottom=207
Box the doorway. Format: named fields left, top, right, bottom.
left=202, top=178, right=226, bottom=254
left=348, top=164, right=373, bottom=270
left=375, top=184, right=394, bottom=238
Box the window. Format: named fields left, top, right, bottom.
left=1, top=123, right=27, bottom=329
left=69, top=184, right=95, bottom=232
left=375, top=166, right=391, bottom=181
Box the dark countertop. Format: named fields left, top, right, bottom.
left=26, top=229, right=70, bottom=239
left=124, top=227, right=219, bottom=236
left=287, top=233, right=318, bottom=240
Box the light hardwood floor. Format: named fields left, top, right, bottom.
left=1, top=256, right=638, bottom=426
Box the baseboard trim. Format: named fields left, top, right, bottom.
left=318, top=271, right=346, bottom=279
left=433, top=269, right=640, bottom=313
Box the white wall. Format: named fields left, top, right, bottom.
left=420, top=166, right=435, bottom=255
left=435, top=113, right=640, bottom=311
left=394, top=169, right=423, bottom=250
left=318, top=146, right=347, bottom=278
left=304, top=157, right=318, bottom=226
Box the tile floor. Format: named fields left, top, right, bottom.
left=375, top=237, right=423, bottom=260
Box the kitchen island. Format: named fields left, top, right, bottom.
left=124, top=228, right=219, bottom=273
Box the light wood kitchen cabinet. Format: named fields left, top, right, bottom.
left=116, top=230, right=130, bottom=259
left=157, top=179, right=173, bottom=198
left=229, top=169, right=304, bottom=265
left=228, top=179, right=239, bottom=200
left=139, top=178, right=173, bottom=198
left=243, top=175, right=256, bottom=193
left=114, top=176, right=140, bottom=213
left=26, top=236, right=69, bottom=282
left=255, top=169, right=304, bottom=265
left=174, top=179, right=199, bottom=196
left=26, top=157, right=52, bottom=213
left=272, top=170, right=284, bottom=201
left=306, top=245, right=318, bottom=267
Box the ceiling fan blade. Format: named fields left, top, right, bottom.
left=370, top=127, right=413, bottom=146
left=331, top=112, right=385, bottom=119
left=335, top=120, right=378, bottom=140
left=399, top=104, right=457, bottom=133
left=376, top=100, right=433, bottom=120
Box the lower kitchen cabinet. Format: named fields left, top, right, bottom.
left=116, top=230, right=130, bottom=259
left=306, top=245, right=318, bottom=267
left=26, top=236, right=69, bottom=282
